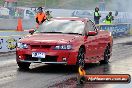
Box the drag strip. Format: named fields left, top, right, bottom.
left=0, top=36, right=132, bottom=88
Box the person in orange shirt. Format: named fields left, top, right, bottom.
left=36, top=7, right=47, bottom=25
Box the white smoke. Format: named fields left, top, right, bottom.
left=108, top=0, right=132, bottom=12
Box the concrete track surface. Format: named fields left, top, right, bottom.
left=0, top=36, right=132, bottom=88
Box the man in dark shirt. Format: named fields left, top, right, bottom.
left=94, top=7, right=101, bottom=24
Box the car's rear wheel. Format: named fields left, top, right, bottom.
left=100, top=46, right=111, bottom=64
left=77, top=48, right=85, bottom=68
left=17, top=62, right=31, bottom=70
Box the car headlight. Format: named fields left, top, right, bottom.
left=54, top=45, right=72, bottom=50
left=17, top=42, right=28, bottom=49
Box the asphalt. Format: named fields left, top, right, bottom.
left=0, top=36, right=132, bottom=88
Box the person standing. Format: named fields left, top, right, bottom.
left=35, top=7, right=47, bottom=25
left=14, top=9, right=19, bottom=18
left=46, top=11, right=53, bottom=21
left=104, top=12, right=114, bottom=24
left=94, top=7, right=101, bottom=24
left=35, top=7, right=47, bottom=32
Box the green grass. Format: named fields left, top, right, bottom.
left=0, top=0, right=4, bottom=6
left=0, top=0, right=110, bottom=9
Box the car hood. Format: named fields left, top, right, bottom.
left=20, top=33, right=81, bottom=45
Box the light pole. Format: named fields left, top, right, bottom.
left=44, top=0, right=46, bottom=9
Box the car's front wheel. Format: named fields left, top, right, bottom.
left=77, top=47, right=85, bottom=68
left=17, top=62, right=31, bottom=70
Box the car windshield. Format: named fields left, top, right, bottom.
left=39, top=20, right=85, bottom=35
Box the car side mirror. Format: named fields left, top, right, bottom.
left=29, top=29, right=35, bottom=35
left=88, top=31, right=97, bottom=36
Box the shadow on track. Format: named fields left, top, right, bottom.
left=48, top=64, right=111, bottom=88
left=17, top=64, right=78, bottom=74
left=17, top=63, right=111, bottom=75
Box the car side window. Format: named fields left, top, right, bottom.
left=83, top=22, right=89, bottom=35
left=88, top=21, right=96, bottom=31
left=90, top=21, right=98, bottom=31
left=77, top=21, right=97, bottom=36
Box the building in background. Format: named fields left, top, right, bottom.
left=99, top=0, right=106, bottom=11
left=4, top=0, right=17, bottom=7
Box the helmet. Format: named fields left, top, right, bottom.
left=37, top=7, right=43, bottom=12
left=38, top=7, right=43, bottom=10
left=109, top=12, right=112, bottom=15
left=46, top=11, right=50, bottom=13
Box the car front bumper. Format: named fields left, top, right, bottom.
left=18, top=60, right=67, bottom=64
left=16, top=48, right=78, bottom=65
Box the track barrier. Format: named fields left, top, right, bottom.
left=0, top=31, right=28, bottom=52
left=98, top=23, right=131, bottom=37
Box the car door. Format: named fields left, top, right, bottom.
left=84, top=21, right=99, bottom=61
left=89, top=21, right=101, bottom=58
left=98, top=28, right=110, bottom=58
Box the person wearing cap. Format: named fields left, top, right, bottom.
left=35, top=7, right=47, bottom=25
left=104, top=12, right=114, bottom=24
left=94, top=7, right=101, bottom=24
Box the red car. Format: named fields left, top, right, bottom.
left=16, top=17, right=113, bottom=69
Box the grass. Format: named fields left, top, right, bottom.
left=0, top=0, right=110, bottom=9
left=0, top=0, right=4, bottom=6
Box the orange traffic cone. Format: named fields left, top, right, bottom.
left=16, top=18, right=23, bottom=31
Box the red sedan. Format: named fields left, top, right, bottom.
left=16, top=17, right=113, bottom=69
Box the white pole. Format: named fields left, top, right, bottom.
left=45, top=0, right=46, bottom=9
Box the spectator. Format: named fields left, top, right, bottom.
left=46, top=11, right=52, bottom=21
left=94, top=7, right=101, bottom=24
left=104, top=12, right=114, bottom=24
left=35, top=7, right=46, bottom=25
